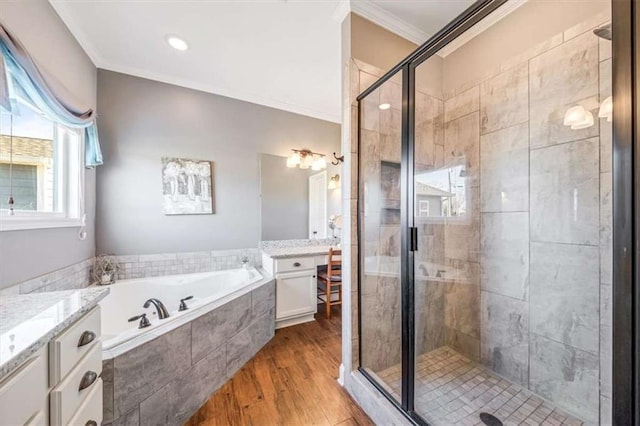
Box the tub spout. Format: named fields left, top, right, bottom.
left=143, top=298, right=170, bottom=319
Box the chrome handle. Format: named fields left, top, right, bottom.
left=86, top=421, right=97, bottom=426
left=128, top=313, right=151, bottom=328
left=293, top=262, right=301, bottom=267
left=77, top=331, right=96, bottom=348
left=179, top=296, right=194, bottom=311
left=78, top=371, right=97, bottom=391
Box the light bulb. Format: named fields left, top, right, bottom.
left=379, top=103, right=391, bottom=110
left=289, top=152, right=301, bottom=166
left=328, top=179, right=336, bottom=190
left=300, top=155, right=312, bottom=169
left=286, top=156, right=297, bottom=168
left=312, top=156, right=327, bottom=171
left=563, top=105, right=587, bottom=126
left=599, top=96, right=613, bottom=122
left=571, top=111, right=594, bottom=129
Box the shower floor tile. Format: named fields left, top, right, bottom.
left=374, top=346, right=585, bottom=426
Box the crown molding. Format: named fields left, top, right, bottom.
left=349, top=1, right=430, bottom=46
left=437, top=0, right=528, bottom=57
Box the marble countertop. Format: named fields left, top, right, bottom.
left=0, top=287, right=109, bottom=381
left=261, top=245, right=340, bottom=259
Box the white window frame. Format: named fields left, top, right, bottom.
left=0, top=124, right=85, bottom=231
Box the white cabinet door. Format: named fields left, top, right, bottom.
left=275, top=269, right=317, bottom=320
left=308, top=171, right=327, bottom=238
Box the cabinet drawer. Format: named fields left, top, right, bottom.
left=67, top=378, right=103, bottom=426
left=275, top=257, right=315, bottom=273
left=0, top=349, right=48, bottom=426
left=50, top=306, right=101, bottom=386
left=50, top=343, right=102, bottom=426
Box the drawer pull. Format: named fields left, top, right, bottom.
left=77, top=331, right=96, bottom=348
left=78, top=371, right=98, bottom=391
left=86, top=421, right=98, bottom=426
left=293, top=262, right=301, bottom=267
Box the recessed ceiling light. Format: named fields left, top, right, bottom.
left=165, top=35, right=189, bottom=51
left=379, top=103, right=391, bottom=110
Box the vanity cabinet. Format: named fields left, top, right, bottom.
left=262, top=254, right=326, bottom=329
left=275, top=269, right=317, bottom=321
left=0, top=306, right=103, bottom=426
left=0, top=348, right=48, bottom=426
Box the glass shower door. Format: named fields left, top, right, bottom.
left=358, top=69, right=405, bottom=404
left=411, top=1, right=612, bottom=424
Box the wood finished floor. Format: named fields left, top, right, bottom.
left=186, top=306, right=373, bottom=426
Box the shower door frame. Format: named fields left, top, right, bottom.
left=612, top=0, right=639, bottom=424
left=355, top=0, right=638, bottom=424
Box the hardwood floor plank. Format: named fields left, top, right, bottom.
left=186, top=307, right=373, bottom=426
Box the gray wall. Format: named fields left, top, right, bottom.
left=0, top=0, right=97, bottom=289
left=96, top=70, right=341, bottom=255
left=260, top=154, right=310, bottom=241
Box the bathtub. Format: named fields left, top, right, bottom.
left=99, top=266, right=265, bottom=354
left=99, top=267, right=276, bottom=425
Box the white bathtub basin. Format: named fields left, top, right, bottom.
left=98, top=267, right=265, bottom=355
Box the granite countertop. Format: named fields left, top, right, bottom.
left=0, top=287, right=109, bottom=381
left=261, top=245, right=340, bottom=259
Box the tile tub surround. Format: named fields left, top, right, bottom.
left=0, top=257, right=94, bottom=296
left=0, top=287, right=109, bottom=380
left=102, top=280, right=275, bottom=426
left=0, top=248, right=263, bottom=297
left=111, top=248, right=262, bottom=280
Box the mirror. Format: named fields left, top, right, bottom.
left=259, top=153, right=342, bottom=241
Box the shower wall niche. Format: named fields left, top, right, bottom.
left=358, top=3, right=612, bottom=425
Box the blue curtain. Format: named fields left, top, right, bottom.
left=0, top=23, right=103, bottom=167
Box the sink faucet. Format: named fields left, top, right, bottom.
left=143, top=298, right=170, bottom=319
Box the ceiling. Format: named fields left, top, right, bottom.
left=49, top=0, right=476, bottom=124
left=357, top=0, right=476, bottom=44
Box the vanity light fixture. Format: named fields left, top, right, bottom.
left=571, top=111, right=594, bottom=129
left=563, top=104, right=594, bottom=130
left=564, top=97, right=613, bottom=130
left=166, top=35, right=189, bottom=51
left=379, top=103, right=391, bottom=110
left=328, top=174, right=340, bottom=190
left=563, top=105, right=588, bottom=126
left=286, top=149, right=327, bottom=170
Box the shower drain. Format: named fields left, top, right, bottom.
left=479, top=412, right=503, bottom=426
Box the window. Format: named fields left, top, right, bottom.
left=0, top=98, right=84, bottom=231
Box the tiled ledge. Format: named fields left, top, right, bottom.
left=0, top=258, right=94, bottom=296
left=112, top=248, right=261, bottom=280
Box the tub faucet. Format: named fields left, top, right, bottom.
left=143, top=298, right=170, bottom=319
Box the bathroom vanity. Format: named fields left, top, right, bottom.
left=261, top=241, right=339, bottom=329
left=0, top=288, right=109, bottom=426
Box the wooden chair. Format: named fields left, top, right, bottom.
left=317, top=248, right=342, bottom=319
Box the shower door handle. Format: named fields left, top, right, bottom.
left=410, top=227, right=418, bottom=252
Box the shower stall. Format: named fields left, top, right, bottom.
left=355, top=0, right=636, bottom=425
